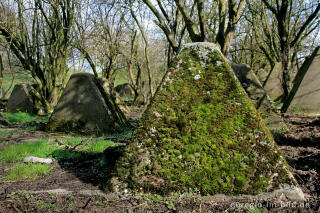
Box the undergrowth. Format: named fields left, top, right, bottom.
left=4, top=112, right=50, bottom=124
left=0, top=139, right=55, bottom=163
left=0, top=133, right=117, bottom=180
left=5, top=163, right=52, bottom=180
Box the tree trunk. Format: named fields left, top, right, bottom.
left=280, top=45, right=290, bottom=100
left=0, top=54, right=3, bottom=92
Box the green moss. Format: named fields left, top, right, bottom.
left=113, top=44, right=296, bottom=195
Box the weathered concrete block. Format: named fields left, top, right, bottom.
left=47, top=73, right=128, bottom=134
left=263, top=63, right=284, bottom=101
left=232, top=64, right=287, bottom=132
left=7, top=84, right=34, bottom=113
left=286, top=46, right=320, bottom=114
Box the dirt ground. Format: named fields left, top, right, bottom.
left=0, top=111, right=319, bottom=212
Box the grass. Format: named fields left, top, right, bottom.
left=58, top=136, right=90, bottom=146
left=1, top=71, right=34, bottom=94
left=0, top=139, right=56, bottom=180
left=0, top=139, right=55, bottom=163
left=292, top=107, right=304, bottom=113
left=50, top=149, right=82, bottom=160
left=22, top=125, right=41, bottom=131
left=0, top=128, right=122, bottom=181
left=4, top=112, right=50, bottom=124
left=275, top=101, right=283, bottom=107
left=5, top=163, right=52, bottom=180
left=247, top=207, right=267, bottom=213
left=82, top=140, right=114, bottom=152
left=57, top=136, right=115, bottom=153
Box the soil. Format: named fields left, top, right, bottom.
left=0, top=112, right=319, bottom=212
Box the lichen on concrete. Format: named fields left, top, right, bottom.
left=111, top=43, right=298, bottom=196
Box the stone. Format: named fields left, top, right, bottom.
left=260, top=63, right=297, bottom=102
left=263, top=63, right=284, bottom=101
left=285, top=46, right=320, bottom=114
left=111, top=42, right=300, bottom=197
left=7, top=84, right=34, bottom=113
left=47, top=73, right=128, bottom=134
left=115, top=83, right=135, bottom=99
left=232, top=64, right=287, bottom=132
left=23, top=156, right=53, bottom=164
left=256, top=68, right=269, bottom=83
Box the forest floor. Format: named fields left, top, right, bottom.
left=0, top=108, right=319, bottom=212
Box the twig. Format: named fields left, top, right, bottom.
left=11, top=204, right=22, bottom=213
left=81, top=197, right=92, bottom=209
left=70, top=138, right=92, bottom=150
left=70, top=140, right=84, bottom=150
left=55, top=139, right=64, bottom=146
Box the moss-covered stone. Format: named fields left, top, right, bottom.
left=47, top=73, right=129, bottom=134
left=115, top=83, right=135, bottom=99
left=111, top=43, right=297, bottom=195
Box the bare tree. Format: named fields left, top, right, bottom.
left=142, top=0, right=245, bottom=55
left=141, top=0, right=188, bottom=62
left=0, top=0, right=75, bottom=113
left=261, top=0, right=320, bottom=100
left=74, top=0, right=127, bottom=93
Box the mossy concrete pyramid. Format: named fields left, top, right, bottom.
left=47, top=73, right=128, bottom=134
left=112, top=43, right=300, bottom=197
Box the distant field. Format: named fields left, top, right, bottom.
left=1, top=70, right=34, bottom=96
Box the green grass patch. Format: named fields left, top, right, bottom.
left=50, top=149, right=82, bottom=160
left=82, top=140, right=114, bottom=152
left=0, top=139, right=57, bottom=180
left=57, top=136, right=115, bottom=153
left=0, top=139, right=55, bottom=163
left=21, top=125, right=41, bottom=131
left=58, top=136, right=90, bottom=146
left=4, top=112, right=50, bottom=124
left=5, top=163, right=52, bottom=180
left=2, top=71, right=34, bottom=94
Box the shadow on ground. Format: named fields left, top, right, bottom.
left=51, top=145, right=125, bottom=190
